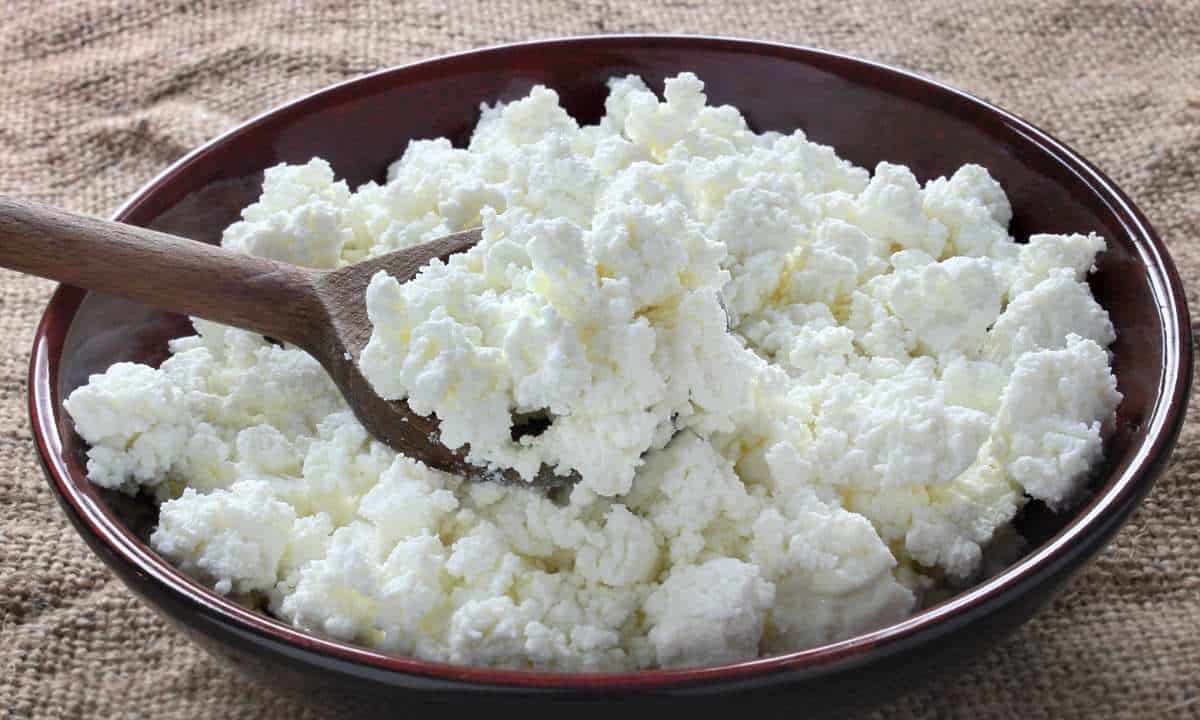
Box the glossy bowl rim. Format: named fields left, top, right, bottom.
left=27, top=34, right=1192, bottom=691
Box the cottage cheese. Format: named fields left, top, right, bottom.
left=64, top=73, right=1121, bottom=670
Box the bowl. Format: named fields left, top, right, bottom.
left=27, top=35, right=1191, bottom=713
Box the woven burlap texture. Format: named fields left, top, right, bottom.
left=1, top=1, right=1198, bottom=718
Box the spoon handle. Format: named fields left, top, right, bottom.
left=0, top=196, right=321, bottom=347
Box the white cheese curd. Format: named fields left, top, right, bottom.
left=64, top=73, right=1121, bottom=671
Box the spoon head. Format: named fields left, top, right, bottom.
left=311, top=228, right=578, bottom=490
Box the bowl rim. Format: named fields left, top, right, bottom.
left=27, top=33, right=1192, bottom=691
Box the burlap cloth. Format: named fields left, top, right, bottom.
left=1, top=1, right=1197, bottom=717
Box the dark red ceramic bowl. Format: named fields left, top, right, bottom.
left=27, top=35, right=1191, bottom=714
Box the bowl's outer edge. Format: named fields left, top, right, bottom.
left=26, top=34, right=1194, bottom=695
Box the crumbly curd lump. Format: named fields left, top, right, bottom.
left=65, top=74, right=1121, bottom=670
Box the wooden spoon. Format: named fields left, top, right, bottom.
left=0, top=196, right=569, bottom=487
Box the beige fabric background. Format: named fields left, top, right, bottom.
left=0, top=1, right=1197, bottom=717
